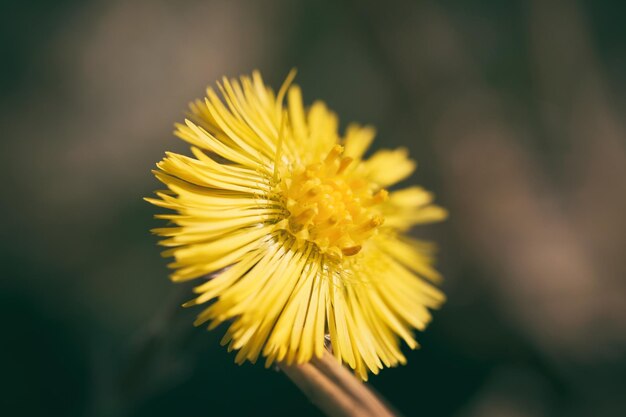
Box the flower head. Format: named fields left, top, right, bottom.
left=147, top=70, right=447, bottom=379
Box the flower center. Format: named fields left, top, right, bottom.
left=280, top=145, right=387, bottom=258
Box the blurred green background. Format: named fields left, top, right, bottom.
left=2, top=0, right=626, bottom=416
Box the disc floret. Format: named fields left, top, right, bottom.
left=277, top=145, right=388, bottom=258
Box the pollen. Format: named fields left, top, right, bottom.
left=281, top=145, right=388, bottom=258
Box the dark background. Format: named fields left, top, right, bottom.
left=2, top=0, right=625, bottom=416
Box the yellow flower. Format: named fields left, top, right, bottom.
left=147, top=70, right=447, bottom=380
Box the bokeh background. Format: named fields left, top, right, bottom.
left=2, top=0, right=625, bottom=416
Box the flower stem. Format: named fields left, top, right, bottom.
left=279, top=351, right=398, bottom=417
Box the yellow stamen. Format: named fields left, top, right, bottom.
left=325, top=144, right=344, bottom=164
left=282, top=145, right=386, bottom=258
left=337, top=156, right=354, bottom=174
